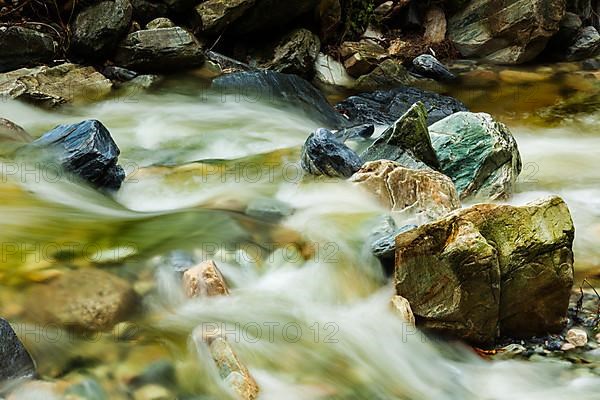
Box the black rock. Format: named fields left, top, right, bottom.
left=0, top=26, right=57, bottom=73
left=336, top=124, right=375, bottom=142
left=212, top=71, right=349, bottom=129
left=411, top=54, right=456, bottom=82
left=335, top=86, right=468, bottom=126
left=102, top=66, right=138, bottom=82
left=27, top=120, right=125, bottom=190
left=131, top=0, right=169, bottom=25
left=71, top=0, right=133, bottom=61
left=301, top=128, right=363, bottom=178
left=0, top=318, right=36, bottom=387
left=114, top=27, right=205, bottom=72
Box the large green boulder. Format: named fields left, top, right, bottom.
left=448, top=0, right=566, bottom=64
left=429, top=112, right=522, bottom=200
left=395, top=196, right=575, bottom=344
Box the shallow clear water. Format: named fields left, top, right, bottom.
left=1, top=72, right=600, bottom=399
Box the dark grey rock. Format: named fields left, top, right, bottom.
left=27, top=120, right=125, bottom=190
left=0, top=26, right=57, bottom=73
left=267, top=28, right=320, bottom=77
left=71, top=0, right=133, bottom=61
left=411, top=54, right=456, bottom=82
left=336, top=124, right=374, bottom=142
left=131, top=0, right=169, bottom=25
left=114, top=27, right=205, bottom=73
left=245, top=198, right=294, bottom=222
left=102, top=66, right=138, bottom=82
left=566, top=26, right=600, bottom=61
left=0, top=318, right=36, bottom=386
left=301, top=128, right=363, bottom=178
left=582, top=57, right=600, bottom=69
left=212, top=71, right=348, bottom=129
left=371, top=224, right=416, bottom=262
left=335, top=86, right=468, bottom=126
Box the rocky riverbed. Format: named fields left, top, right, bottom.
left=1, top=0, right=600, bottom=399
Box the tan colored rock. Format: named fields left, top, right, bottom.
left=183, top=260, right=230, bottom=298
left=424, top=6, right=447, bottom=43
left=566, top=328, right=588, bottom=347
left=390, top=295, right=415, bottom=327
left=145, top=17, right=175, bottom=29
left=26, top=269, right=138, bottom=331
left=395, top=196, right=575, bottom=344
left=340, top=41, right=387, bottom=78
left=350, top=160, right=460, bottom=222
left=388, top=39, right=410, bottom=57
left=209, top=337, right=259, bottom=400
left=0, top=63, right=112, bottom=107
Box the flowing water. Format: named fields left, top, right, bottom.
left=1, top=67, right=600, bottom=399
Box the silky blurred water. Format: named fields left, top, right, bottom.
left=1, top=73, right=600, bottom=399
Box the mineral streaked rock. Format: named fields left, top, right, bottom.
left=395, top=196, right=574, bottom=344
left=350, top=160, right=460, bottom=221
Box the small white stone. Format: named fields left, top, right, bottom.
left=566, top=328, right=588, bottom=347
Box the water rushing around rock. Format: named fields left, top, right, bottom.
left=1, top=73, right=600, bottom=398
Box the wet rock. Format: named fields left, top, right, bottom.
left=206, top=51, right=254, bottom=73
left=0, top=318, right=36, bottom=385
left=336, top=124, right=375, bottom=141
left=390, top=295, right=416, bottom=327
left=424, top=6, right=447, bottom=43
left=546, top=12, right=583, bottom=56
left=194, top=0, right=255, bottom=35
left=266, top=29, right=320, bottom=76
left=395, top=196, right=575, bottom=344
left=301, top=128, right=363, bottom=178
left=313, top=53, right=355, bottom=89
left=411, top=54, right=455, bottom=82
left=350, top=160, right=460, bottom=221
left=335, top=86, right=468, bottom=126
left=131, top=0, right=169, bottom=25
left=429, top=112, right=522, bottom=200
left=27, top=120, right=126, bottom=190
left=448, top=0, right=566, bottom=64
left=114, top=27, right=205, bottom=73
left=566, top=328, right=588, bottom=347
left=25, top=269, right=138, bottom=331
left=145, top=17, right=175, bottom=30
left=212, top=70, right=348, bottom=128
left=370, top=222, right=416, bottom=266
left=0, top=26, right=58, bottom=73
left=71, top=0, right=133, bottom=61
left=353, top=59, right=413, bottom=92
left=183, top=260, right=230, bottom=298
left=102, top=65, right=138, bottom=82
left=0, top=63, right=112, bottom=107
left=361, top=102, right=440, bottom=169
left=0, top=118, right=33, bottom=144
left=566, top=26, right=600, bottom=61
left=245, top=198, right=294, bottom=222
left=133, top=384, right=173, bottom=400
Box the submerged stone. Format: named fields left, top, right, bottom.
left=361, top=102, right=440, bottom=169
left=27, top=120, right=125, bottom=190
left=25, top=269, right=139, bottom=332
left=429, top=112, right=522, bottom=200
left=301, top=128, right=363, bottom=178
left=183, top=260, right=230, bottom=298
